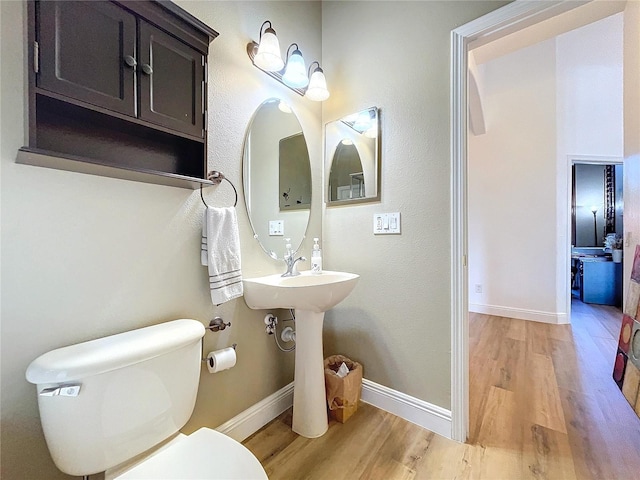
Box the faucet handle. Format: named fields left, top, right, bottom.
left=281, top=255, right=306, bottom=277
left=284, top=238, right=293, bottom=259
left=290, top=256, right=306, bottom=276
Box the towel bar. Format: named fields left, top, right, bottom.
left=200, top=170, right=238, bottom=207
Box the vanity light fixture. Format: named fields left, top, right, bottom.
left=282, top=44, right=309, bottom=89
left=253, top=20, right=284, bottom=72
left=305, top=61, right=330, bottom=102
left=253, top=21, right=284, bottom=72
left=247, top=22, right=330, bottom=101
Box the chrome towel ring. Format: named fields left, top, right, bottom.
left=200, top=171, right=238, bottom=208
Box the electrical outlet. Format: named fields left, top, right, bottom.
left=475, top=284, right=482, bottom=294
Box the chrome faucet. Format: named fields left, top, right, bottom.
left=282, top=255, right=306, bottom=277
left=282, top=238, right=305, bottom=277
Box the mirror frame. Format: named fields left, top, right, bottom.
left=242, top=98, right=312, bottom=259
left=325, top=107, right=381, bottom=206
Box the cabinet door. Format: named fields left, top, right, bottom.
left=37, top=1, right=137, bottom=117
left=138, top=21, right=205, bottom=138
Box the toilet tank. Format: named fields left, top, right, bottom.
left=25, top=319, right=206, bottom=477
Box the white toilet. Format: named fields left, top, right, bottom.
left=25, top=319, right=268, bottom=479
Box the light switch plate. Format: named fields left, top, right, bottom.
left=269, top=220, right=284, bottom=236
left=373, top=212, right=401, bottom=235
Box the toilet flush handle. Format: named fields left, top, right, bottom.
left=39, top=384, right=81, bottom=397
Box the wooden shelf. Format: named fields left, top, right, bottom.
left=17, top=147, right=215, bottom=190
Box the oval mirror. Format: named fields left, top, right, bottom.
left=243, top=99, right=311, bottom=259
left=325, top=107, right=380, bottom=205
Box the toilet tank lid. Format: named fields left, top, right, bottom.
left=26, top=319, right=205, bottom=385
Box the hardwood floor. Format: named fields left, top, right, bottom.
left=243, top=300, right=640, bottom=479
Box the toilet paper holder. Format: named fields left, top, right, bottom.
left=207, top=317, right=230, bottom=332
left=202, top=318, right=236, bottom=364
left=201, top=343, right=237, bottom=363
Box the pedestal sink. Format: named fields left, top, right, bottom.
left=243, top=271, right=359, bottom=438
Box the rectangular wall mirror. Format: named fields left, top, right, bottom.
left=325, top=107, right=380, bottom=206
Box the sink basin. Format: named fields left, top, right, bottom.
left=243, top=270, right=359, bottom=313
left=242, top=270, right=359, bottom=439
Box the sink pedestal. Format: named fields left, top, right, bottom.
left=291, top=309, right=328, bottom=438
left=242, top=271, right=360, bottom=438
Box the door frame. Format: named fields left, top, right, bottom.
left=449, top=0, right=626, bottom=442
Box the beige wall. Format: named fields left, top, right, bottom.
left=320, top=1, right=507, bottom=410
left=0, top=1, right=321, bottom=478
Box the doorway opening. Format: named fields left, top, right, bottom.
left=570, top=158, right=624, bottom=309
left=450, top=0, right=628, bottom=442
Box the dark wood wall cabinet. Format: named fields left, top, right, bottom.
left=19, top=0, right=219, bottom=189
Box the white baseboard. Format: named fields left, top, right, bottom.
left=469, top=303, right=568, bottom=324
left=216, top=378, right=454, bottom=443
left=361, top=379, right=452, bottom=439
left=216, top=382, right=294, bottom=442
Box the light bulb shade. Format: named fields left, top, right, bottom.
left=254, top=29, right=284, bottom=72
left=364, top=126, right=377, bottom=138
left=305, top=69, right=330, bottom=101
left=353, top=111, right=372, bottom=132
left=278, top=100, right=292, bottom=113
left=282, top=49, right=308, bottom=88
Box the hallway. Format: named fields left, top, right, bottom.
left=468, top=300, right=640, bottom=478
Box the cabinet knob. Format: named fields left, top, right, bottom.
left=141, top=63, right=153, bottom=75
left=124, top=55, right=137, bottom=68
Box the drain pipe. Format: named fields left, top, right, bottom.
left=281, top=326, right=296, bottom=343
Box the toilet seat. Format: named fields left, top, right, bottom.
left=115, top=428, right=267, bottom=479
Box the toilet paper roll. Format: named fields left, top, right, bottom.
left=206, top=347, right=237, bottom=373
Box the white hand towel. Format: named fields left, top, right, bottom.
left=201, top=213, right=209, bottom=266
left=204, top=207, right=243, bottom=305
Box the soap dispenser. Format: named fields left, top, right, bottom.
left=311, top=238, right=322, bottom=274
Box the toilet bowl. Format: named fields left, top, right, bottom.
left=26, top=319, right=267, bottom=479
